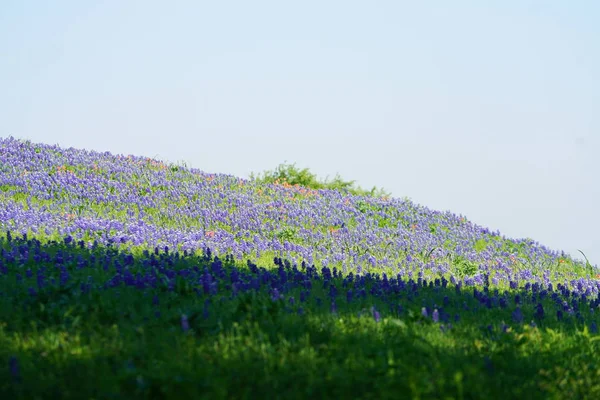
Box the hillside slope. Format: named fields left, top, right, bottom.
left=2, top=137, right=600, bottom=398
left=0, top=137, right=595, bottom=287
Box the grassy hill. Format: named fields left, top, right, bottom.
left=1, top=137, right=599, bottom=399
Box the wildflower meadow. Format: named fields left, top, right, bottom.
left=0, top=137, right=599, bottom=399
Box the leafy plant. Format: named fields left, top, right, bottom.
left=251, top=162, right=390, bottom=197
left=451, top=254, right=479, bottom=277
left=275, top=227, right=298, bottom=242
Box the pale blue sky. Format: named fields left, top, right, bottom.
left=1, top=1, right=598, bottom=265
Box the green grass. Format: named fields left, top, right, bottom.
left=1, top=236, right=599, bottom=399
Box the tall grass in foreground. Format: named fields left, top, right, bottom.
left=1, top=234, right=599, bottom=399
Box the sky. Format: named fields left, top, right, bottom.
left=1, top=1, right=598, bottom=265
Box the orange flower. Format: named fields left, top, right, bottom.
left=205, top=231, right=215, bottom=238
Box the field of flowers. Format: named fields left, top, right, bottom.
left=1, top=137, right=599, bottom=399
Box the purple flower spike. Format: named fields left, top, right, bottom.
left=331, top=301, right=337, bottom=315
left=181, top=314, right=189, bottom=332
left=374, top=310, right=381, bottom=323
left=421, top=307, right=428, bottom=318
left=432, top=309, right=439, bottom=323
left=370, top=306, right=381, bottom=323
left=271, top=288, right=281, bottom=301
left=512, top=307, right=524, bottom=324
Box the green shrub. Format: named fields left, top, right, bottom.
left=250, top=162, right=390, bottom=197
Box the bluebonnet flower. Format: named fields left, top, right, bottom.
left=534, top=303, right=544, bottom=320
left=432, top=309, right=439, bottom=323
left=371, top=306, right=381, bottom=323
left=346, top=290, right=353, bottom=303
left=270, top=288, right=281, bottom=301
left=512, top=307, right=524, bottom=324
left=330, top=301, right=337, bottom=315
left=499, top=297, right=507, bottom=309
left=421, top=307, right=428, bottom=318
left=181, top=314, right=189, bottom=332
left=300, top=291, right=307, bottom=303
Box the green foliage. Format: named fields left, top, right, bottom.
left=578, top=250, right=597, bottom=276
left=452, top=255, right=480, bottom=277
left=250, top=162, right=390, bottom=197
left=474, top=239, right=489, bottom=253
left=275, top=227, right=298, bottom=242
left=0, top=184, right=19, bottom=193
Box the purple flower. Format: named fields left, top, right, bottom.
left=371, top=306, right=381, bottom=323
left=421, top=307, right=428, bottom=318
left=512, top=307, right=524, bottom=324
left=534, top=303, right=544, bottom=320
left=330, top=301, right=337, bottom=314
left=432, top=309, right=439, bottom=323
left=181, top=314, right=189, bottom=332
left=270, top=288, right=281, bottom=301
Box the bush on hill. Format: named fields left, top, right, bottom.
left=250, top=162, right=391, bottom=197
